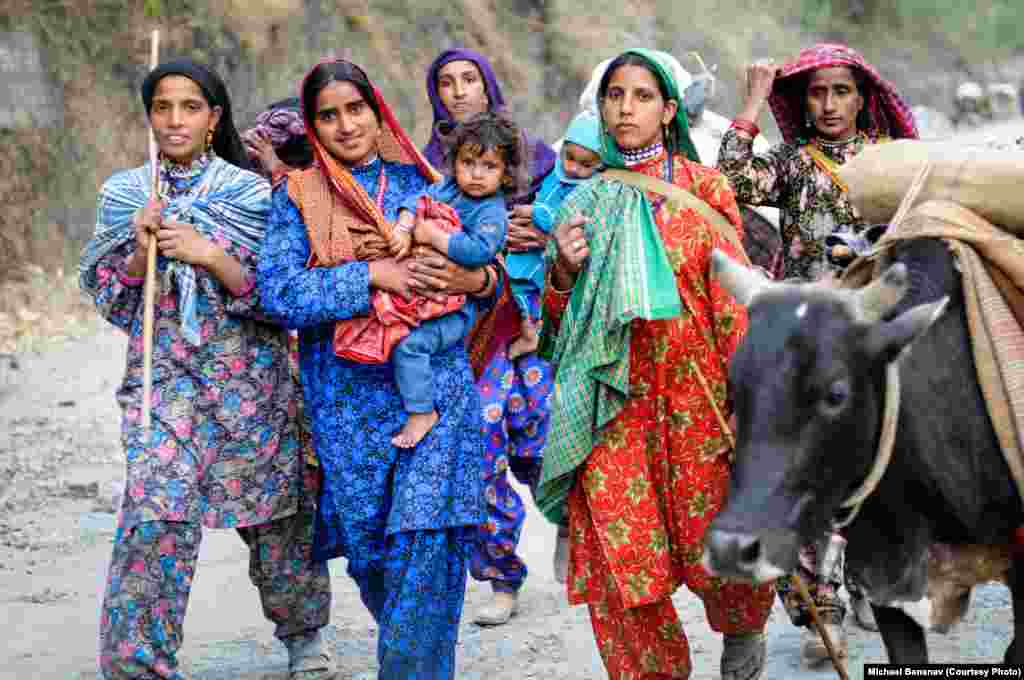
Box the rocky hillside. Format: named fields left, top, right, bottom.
left=1, top=0, right=1021, bottom=289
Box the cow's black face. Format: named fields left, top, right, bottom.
left=702, top=250, right=948, bottom=584
left=704, top=289, right=884, bottom=582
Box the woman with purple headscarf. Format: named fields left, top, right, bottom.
left=424, top=47, right=556, bottom=626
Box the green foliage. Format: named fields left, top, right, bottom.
left=144, top=0, right=164, bottom=18
left=800, top=0, right=1024, bottom=54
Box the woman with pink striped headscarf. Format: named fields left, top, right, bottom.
left=718, top=43, right=919, bottom=666
left=719, top=43, right=918, bottom=282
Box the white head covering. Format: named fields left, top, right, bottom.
left=577, top=52, right=694, bottom=117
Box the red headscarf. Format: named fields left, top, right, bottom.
left=290, top=58, right=440, bottom=267
left=769, top=43, right=919, bottom=145
left=288, top=59, right=460, bottom=364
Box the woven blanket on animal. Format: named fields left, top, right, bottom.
left=841, top=199, right=1024, bottom=628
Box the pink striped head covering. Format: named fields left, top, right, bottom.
left=769, top=43, right=919, bottom=144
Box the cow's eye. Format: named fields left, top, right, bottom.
left=822, top=379, right=850, bottom=411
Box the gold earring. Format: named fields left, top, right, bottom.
left=205, top=129, right=214, bottom=149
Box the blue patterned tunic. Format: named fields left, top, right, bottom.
left=80, top=157, right=302, bottom=535
left=257, top=158, right=485, bottom=679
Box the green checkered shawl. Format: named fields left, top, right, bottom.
left=535, top=48, right=701, bottom=525
left=535, top=175, right=683, bottom=525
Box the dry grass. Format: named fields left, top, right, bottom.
left=2, top=0, right=1020, bottom=355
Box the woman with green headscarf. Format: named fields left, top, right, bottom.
left=537, top=50, right=774, bottom=680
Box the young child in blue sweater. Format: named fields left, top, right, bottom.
left=388, top=112, right=522, bottom=447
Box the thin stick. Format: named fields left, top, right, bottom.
left=141, top=28, right=160, bottom=432
left=791, top=574, right=850, bottom=680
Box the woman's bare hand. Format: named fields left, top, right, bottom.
left=368, top=258, right=412, bottom=299
left=506, top=220, right=548, bottom=253
left=552, top=213, right=589, bottom=273
left=407, top=251, right=489, bottom=301
left=156, top=221, right=220, bottom=266
left=126, top=197, right=165, bottom=277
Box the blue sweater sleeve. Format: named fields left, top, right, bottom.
left=447, top=195, right=507, bottom=269
left=398, top=183, right=433, bottom=217
left=532, top=173, right=578, bottom=234
left=256, top=182, right=371, bottom=329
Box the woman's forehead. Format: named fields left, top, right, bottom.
left=316, top=80, right=365, bottom=108
left=808, top=66, right=857, bottom=88
left=607, top=64, right=660, bottom=90
left=153, top=75, right=206, bottom=101
left=438, top=60, right=482, bottom=80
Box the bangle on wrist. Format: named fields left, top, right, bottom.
left=471, top=266, right=492, bottom=296
left=731, top=118, right=760, bottom=137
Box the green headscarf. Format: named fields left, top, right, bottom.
left=535, top=49, right=699, bottom=525
left=599, top=48, right=702, bottom=167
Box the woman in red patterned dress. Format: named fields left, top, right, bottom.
left=536, top=49, right=775, bottom=680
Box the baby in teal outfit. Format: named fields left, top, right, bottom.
left=507, top=111, right=603, bottom=358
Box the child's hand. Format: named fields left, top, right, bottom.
left=390, top=228, right=413, bottom=260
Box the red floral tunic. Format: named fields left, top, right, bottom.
left=545, top=151, right=774, bottom=623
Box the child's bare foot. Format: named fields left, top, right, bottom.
left=508, top=318, right=540, bottom=360
left=392, top=410, right=440, bottom=448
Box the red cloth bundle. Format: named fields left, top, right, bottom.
left=333, top=195, right=467, bottom=363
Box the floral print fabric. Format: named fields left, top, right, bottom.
left=470, top=347, right=552, bottom=592
left=257, top=164, right=485, bottom=679
left=718, top=128, right=875, bottom=281
left=347, top=528, right=472, bottom=679
left=257, top=171, right=486, bottom=564
left=84, top=172, right=301, bottom=535
left=543, top=152, right=774, bottom=677
left=99, top=504, right=330, bottom=679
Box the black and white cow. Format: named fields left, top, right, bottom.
left=702, top=238, right=1023, bottom=663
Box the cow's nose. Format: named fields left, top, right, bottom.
left=705, top=530, right=763, bottom=577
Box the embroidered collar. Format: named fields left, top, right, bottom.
left=810, top=132, right=867, bottom=164
left=622, top=141, right=664, bottom=167
left=160, top=151, right=214, bottom=198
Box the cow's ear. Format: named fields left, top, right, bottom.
left=865, top=297, right=949, bottom=363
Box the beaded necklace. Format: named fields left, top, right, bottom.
left=622, top=141, right=664, bottom=166
left=159, top=150, right=214, bottom=199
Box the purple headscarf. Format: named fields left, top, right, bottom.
left=424, top=48, right=555, bottom=206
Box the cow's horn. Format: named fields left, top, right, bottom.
left=711, top=249, right=768, bottom=306
left=857, top=263, right=909, bottom=322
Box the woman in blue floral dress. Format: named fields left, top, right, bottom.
left=257, top=59, right=495, bottom=680
left=80, top=60, right=333, bottom=680
left=424, top=47, right=557, bottom=626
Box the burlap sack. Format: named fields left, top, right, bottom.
left=837, top=140, right=1024, bottom=234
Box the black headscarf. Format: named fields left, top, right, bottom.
left=141, top=58, right=252, bottom=171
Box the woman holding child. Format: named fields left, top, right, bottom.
left=423, top=47, right=561, bottom=626
left=256, top=58, right=502, bottom=679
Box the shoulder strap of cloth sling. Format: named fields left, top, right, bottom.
left=602, top=167, right=752, bottom=267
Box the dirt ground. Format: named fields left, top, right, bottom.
left=0, top=326, right=1013, bottom=680
left=2, top=121, right=1021, bottom=680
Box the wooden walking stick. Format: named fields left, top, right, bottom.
left=141, top=28, right=160, bottom=432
